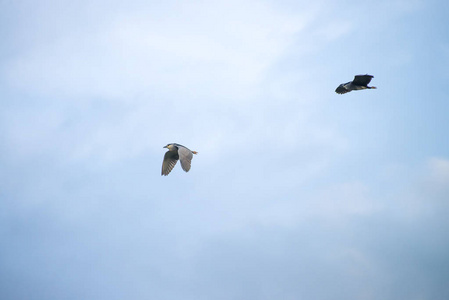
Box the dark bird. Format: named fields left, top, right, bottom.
left=335, top=74, right=377, bottom=94
left=161, top=143, right=198, bottom=176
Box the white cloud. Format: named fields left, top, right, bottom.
left=3, top=0, right=308, bottom=103
left=316, top=21, right=353, bottom=41
left=2, top=0, right=352, bottom=165
left=1, top=2, right=448, bottom=299
left=426, top=157, right=449, bottom=185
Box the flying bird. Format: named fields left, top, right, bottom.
left=335, top=74, right=377, bottom=94
left=161, top=143, right=198, bottom=176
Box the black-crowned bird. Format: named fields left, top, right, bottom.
left=161, top=143, right=198, bottom=176
left=335, top=74, right=377, bottom=94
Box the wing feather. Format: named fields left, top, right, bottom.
left=161, top=151, right=179, bottom=176
left=335, top=84, right=349, bottom=94
left=177, top=146, right=194, bottom=172
left=352, top=75, right=373, bottom=86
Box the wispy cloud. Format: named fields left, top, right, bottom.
left=1, top=1, right=448, bottom=300
left=1, top=0, right=348, bottom=165
left=3, top=0, right=308, bottom=101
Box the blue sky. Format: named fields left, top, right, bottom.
left=1, top=0, right=448, bottom=299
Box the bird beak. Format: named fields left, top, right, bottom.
left=163, top=146, right=167, bottom=148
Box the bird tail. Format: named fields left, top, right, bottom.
left=192, top=151, right=198, bottom=155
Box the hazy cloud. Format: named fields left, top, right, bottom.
left=1, top=1, right=448, bottom=300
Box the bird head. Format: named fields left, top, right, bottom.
left=163, top=144, right=175, bottom=150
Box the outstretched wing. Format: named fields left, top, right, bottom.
left=352, top=75, right=373, bottom=86
left=335, top=84, right=349, bottom=94
left=162, top=151, right=179, bottom=176
left=177, top=146, right=194, bottom=172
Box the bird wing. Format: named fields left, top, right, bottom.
left=335, top=84, right=349, bottom=94
left=162, top=151, right=179, bottom=176
left=352, top=75, right=373, bottom=86
left=177, top=146, right=194, bottom=172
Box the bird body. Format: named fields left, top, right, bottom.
left=161, top=143, right=197, bottom=176
left=335, top=74, right=376, bottom=94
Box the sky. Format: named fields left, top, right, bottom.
left=1, top=0, right=449, bottom=299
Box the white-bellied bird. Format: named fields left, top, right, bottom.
left=161, top=143, right=198, bottom=176
left=335, top=74, right=377, bottom=94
